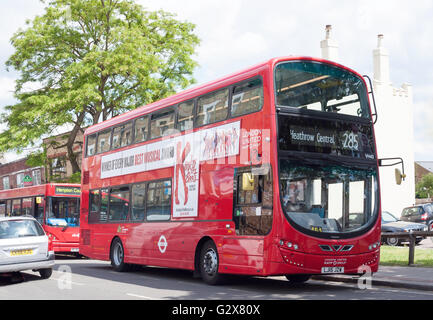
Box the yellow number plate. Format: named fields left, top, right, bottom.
left=10, top=249, right=33, bottom=256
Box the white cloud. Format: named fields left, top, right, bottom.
left=0, top=77, right=15, bottom=102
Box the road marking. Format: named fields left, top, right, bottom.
left=50, top=277, right=85, bottom=286
left=126, top=293, right=157, bottom=300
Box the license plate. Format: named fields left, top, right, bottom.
left=10, top=249, right=33, bottom=256
left=321, top=267, right=344, bottom=274
left=71, top=248, right=79, bottom=252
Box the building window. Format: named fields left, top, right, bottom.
left=2, top=176, right=10, bottom=190
left=32, top=170, right=42, bottom=185
left=16, top=173, right=24, bottom=188
left=50, top=157, right=67, bottom=180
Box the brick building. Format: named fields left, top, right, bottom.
left=43, top=129, right=83, bottom=182
left=0, top=157, right=45, bottom=190
left=415, top=161, right=433, bottom=184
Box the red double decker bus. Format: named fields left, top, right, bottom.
left=79, top=56, right=381, bottom=284
left=0, top=184, right=81, bottom=254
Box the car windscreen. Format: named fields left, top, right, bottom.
left=382, top=211, right=398, bottom=223
left=0, top=220, right=45, bottom=239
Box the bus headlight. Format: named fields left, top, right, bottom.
left=368, top=241, right=380, bottom=250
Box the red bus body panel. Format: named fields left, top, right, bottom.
left=79, top=56, right=381, bottom=277
left=0, top=183, right=81, bottom=254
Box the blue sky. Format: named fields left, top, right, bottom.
left=0, top=0, right=432, bottom=161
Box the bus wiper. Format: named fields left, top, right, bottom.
left=62, top=225, right=69, bottom=232
left=285, top=153, right=317, bottom=165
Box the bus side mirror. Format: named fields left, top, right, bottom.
left=242, top=173, right=255, bottom=191
left=379, top=157, right=406, bottom=185
left=395, top=168, right=406, bottom=185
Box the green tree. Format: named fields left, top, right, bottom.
left=416, top=173, right=433, bottom=199
left=0, top=0, right=199, bottom=177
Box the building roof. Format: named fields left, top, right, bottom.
left=416, top=161, right=433, bottom=173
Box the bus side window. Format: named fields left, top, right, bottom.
left=131, top=183, right=146, bottom=222
left=196, top=88, right=229, bottom=126
left=134, top=115, right=149, bottom=143
left=97, top=129, right=112, bottom=154
left=22, top=197, right=33, bottom=216
left=112, top=121, right=133, bottom=150
left=0, top=202, right=5, bottom=217
left=146, top=180, right=171, bottom=221
left=234, top=168, right=273, bottom=236
left=34, top=197, right=44, bottom=224
left=89, top=190, right=101, bottom=223
left=87, top=134, right=97, bottom=157
left=150, top=109, right=176, bottom=139
left=108, top=186, right=130, bottom=222
left=100, top=188, right=109, bottom=222
left=231, top=78, right=263, bottom=117
left=177, top=100, right=194, bottom=131
left=6, top=200, right=11, bottom=217
left=12, top=199, right=22, bottom=216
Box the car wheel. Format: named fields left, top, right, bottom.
left=110, top=238, right=130, bottom=272
left=285, top=274, right=311, bottom=283
left=199, top=240, right=225, bottom=285
left=39, top=268, right=52, bottom=279
left=386, top=237, right=400, bottom=246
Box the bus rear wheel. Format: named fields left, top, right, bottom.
left=199, top=240, right=225, bottom=285
left=110, top=238, right=130, bottom=272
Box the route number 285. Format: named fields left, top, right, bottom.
left=342, top=131, right=359, bottom=151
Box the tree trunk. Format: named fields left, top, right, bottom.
left=66, top=112, right=86, bottom=174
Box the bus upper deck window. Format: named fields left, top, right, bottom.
left=196, top=88, right=229, bottom=126
left=231, top=78, right=263, bottom=117
left=97, top=129, right=112, bottom=154
left=134, top=116, right=149, bottom=143
left=87, top=134, right=97, bottom=156
left=112, top=122, right=133, bottom=149
left=177, top=100, right=194, bottom=131
left=150, top=110, right=175, bottom=139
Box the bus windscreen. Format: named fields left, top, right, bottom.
left=46, top=197, right=80, bottom=227
left=275, top=61, right=370, bottom=119
left=279, top=159, right=379, bottom=237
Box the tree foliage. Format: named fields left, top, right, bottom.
left=416, top=173, right=433, bottom=199
left=0, top=0, right=200, bottom=176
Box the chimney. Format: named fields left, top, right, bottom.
left=320, top=25, right=339, bottom=61
left=373, top=34, right=390, bottom=85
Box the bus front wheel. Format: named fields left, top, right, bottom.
left=285, top=274, right=311, bottom=283
left=199, top=240, right=225, bottom=285
left=110, top=238, right=130, bottom=272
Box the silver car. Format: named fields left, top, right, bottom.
left=0, top=216, right=55, bottom=278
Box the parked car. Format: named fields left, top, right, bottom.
left=381, top=211, right=428, bottom=246
left=0, top=216, right=55, bottom=278
left=400, top=204, right=433, bottom=231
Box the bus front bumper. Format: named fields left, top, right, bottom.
left=274, top=248, right=380, bottom=276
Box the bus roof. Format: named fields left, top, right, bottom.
left=84, top=56, right=362, bottom=136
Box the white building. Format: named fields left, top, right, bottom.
left=320, top=26, right=415, bottom=216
